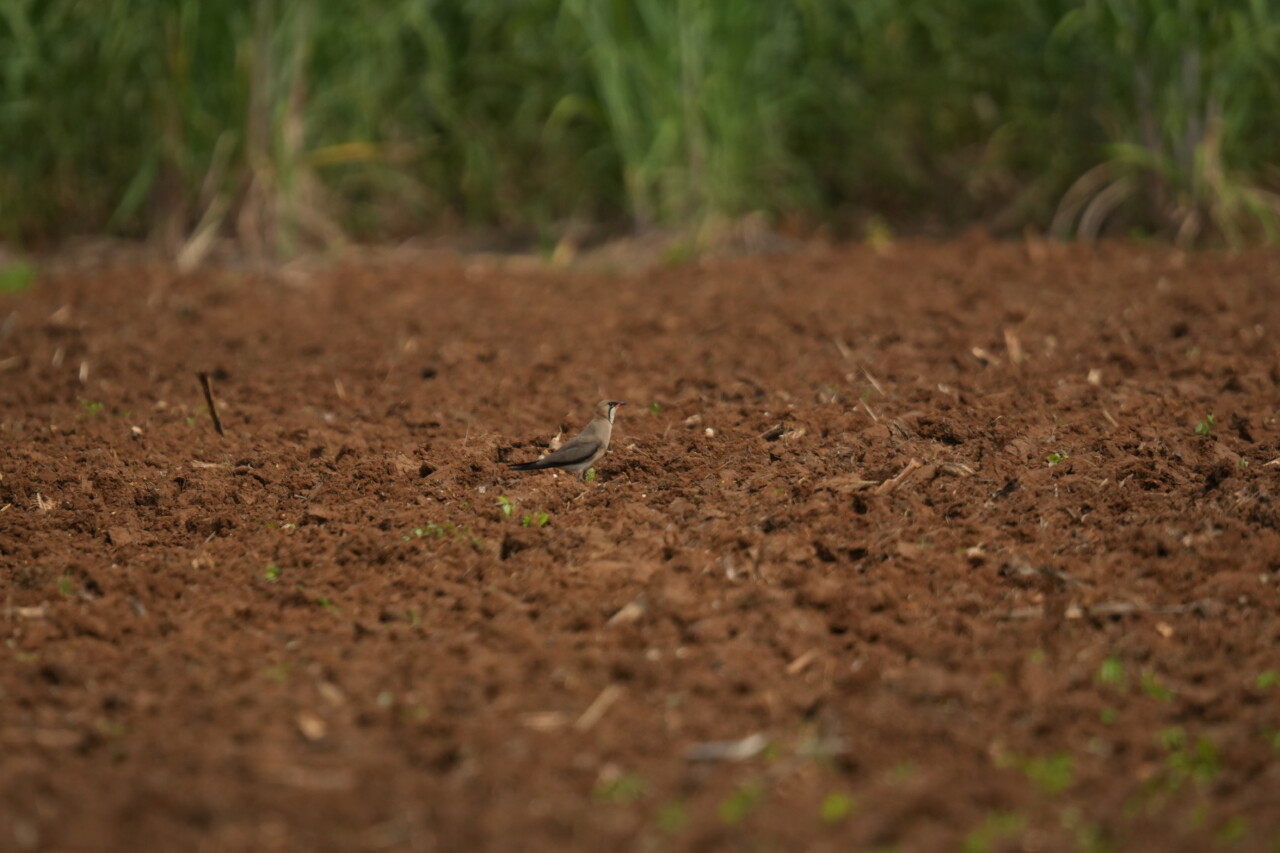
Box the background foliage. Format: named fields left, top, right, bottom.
left=2, top=0, right=1279, bottom=252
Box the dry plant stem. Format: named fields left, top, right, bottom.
left=197, top=372, right=226, bottom=437
left=574, top=684, right=624, bottom=732
left=876, top=458, right=923, bottom=495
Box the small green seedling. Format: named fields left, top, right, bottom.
left=497, top=496, right=513, bottom=518
left=994, top=750, right=1075, bottom=795
left=521, top=512, right=550, bottom=528
left=1264, top=728, right=1280, bottom=751
left=1157, top=726, right=1186, bottom=751
left=585, top=468, right=597, bottom=483
left=1023, top=753, right=1075, bottom=795
left=887, top=760, right=917, bottom=782
left=263, top=563, right=281, bottom=581
left=1254, top=670, right=1278, bottom=690
left=718, top=781, right=765, bottom=826
left=820, top=791, right=857, bottom=823
left=963, top=812, right=1026, bottom=853
left=1097, top=656, right=1127, bottom=688
left=649, top=402, right=660, bottom=415
left=1195, top=413, right=1216, bottom=436
left=1216, top=816, right=1249, bottom=844
left=1238, top=456, right=1249, bottom=471
left=1165, top=736, right=1222, bottom=788
left=1046, top=451, right=1068, bottom=466
left=405, top=522, right=448, bottom=540
left=0, top=261, right=37, bottom=293
left=263, top=662, right=291, bottom=684
left=592, top=772, right=646, bottom=804
left=315, top=595, right=340, bottom=613
left=1140, top=671, right=1175, bottom=702
left=79, top=398, right=105, bottom=417
left=655, top=800, right=688, bottom=834
left=57, top=575, right=73, bottom=596
left=1097, top=659, right=1124, bottom=686
left=96, top=718, right=128, bottom=738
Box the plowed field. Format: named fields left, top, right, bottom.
left=2, top=239, right=1279, bottom=851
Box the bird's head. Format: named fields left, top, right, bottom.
left=596, top=399, right=626, bottom=423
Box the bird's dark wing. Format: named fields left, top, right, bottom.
left=510, top=434, right=602, bottom=470
left=539, top=434, right=602, bottom=466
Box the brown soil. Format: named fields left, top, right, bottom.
left=2, top=238, right=1279, bottom=852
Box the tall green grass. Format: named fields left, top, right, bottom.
left=1, top=0, right=1278, bottom=251
left=1050, top=0, right=1280, bottom=246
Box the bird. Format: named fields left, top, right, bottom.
left=509, top=400, right=626, bottom=479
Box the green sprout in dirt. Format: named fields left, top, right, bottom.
left=262, top=662, right=291, bottom=684
left=1060, top=806, right=1111, bottom=853
left=297, top=583, right=340, bottom=613
left=1238, top=456, right=1249, bottom=471
left=57, top=575, right=73, bottom=596
left=1255, top=670, right=1278, bottom=690
left=8, top=637, right=38, bottom=664
left=1216, top=816, right=1249, bottom=844
left=963, top=812, right=1026, bottom=853
left=1156, top=727, right=1222, bottom=790
left=95, top=718, right=127, bottom=739
left=79, top=398, right=105, bottom=418
left=591, top=772, right=646, bottom=804
left=718, top=780, right=766, bottom=826
left=994, top=750, right=1075, bottom=795
left=1140, top=671, right=1176, bottom=703
left=819, top=791, right=857, bottom=823
left=1195, top=413, right=1216, bottom=436
left=0, top=261, right=37, bottom=293
left=521, top=512, right=550, bottom=528
left=1097, top=656, right=1127, bottom=689
left=404, top=521, right=487, bottom=550
left=497, top=496, right=513, bottom=518
left=263, top=563, right=281, bottom=582
left=1046, top=451, right=1068, bottom=466
left=649, top=402, right=660, bottom=415
left=1024, top=754, right=1076, bottom=795
left=405, top=522, right=448, bottom=540
left=886, top=760, right=917, bottom=783
left=655, top=800, right=688, bottom=834
left=1184, top=801, right=1211, bottom=829
left=585, top=468, right=597, bottom=484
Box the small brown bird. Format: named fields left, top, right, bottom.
left=510, top=400, right=625, bottom=479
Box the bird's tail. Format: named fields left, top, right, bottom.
left=509, top=460, right=548, bottom=471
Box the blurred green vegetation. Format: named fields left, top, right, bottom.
left=2, top=0, right=1278, bottom=252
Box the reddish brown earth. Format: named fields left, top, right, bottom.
left=2, top=238, right=1279, bottom=852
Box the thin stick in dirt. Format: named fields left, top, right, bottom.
left=197, top=372, right=226, bottom=437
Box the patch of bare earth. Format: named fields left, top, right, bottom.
left=2, top=238, right=1279, bottom=851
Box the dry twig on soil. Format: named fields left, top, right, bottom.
left=197, top=371, right=225, bottom=437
